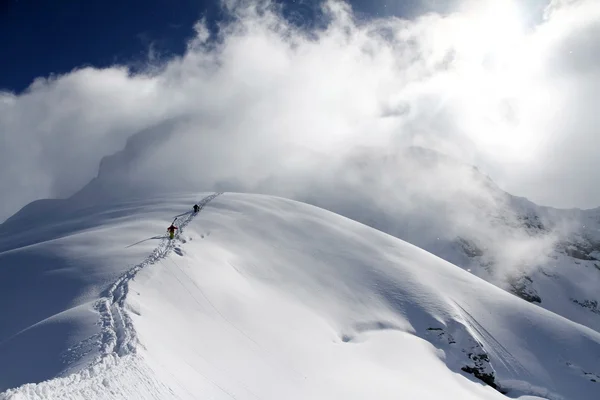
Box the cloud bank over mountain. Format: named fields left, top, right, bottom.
left=2, top=0, right=600, bottom=222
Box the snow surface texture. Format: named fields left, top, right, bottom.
left=64, top=134, right=600, bottom=336
left=298, top=147, right=600, bottom=335
left=1, top=193, right=600, bottom=399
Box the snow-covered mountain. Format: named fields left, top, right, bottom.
left=56, top=124, right=600, bottom=327
left=2, top=129, right=600, bottom=399
left=59, top=128, right=600, bottom=331
left=74, top=128, right=600, bottom=336
left=298, top=146, right=600, bottom=335
left=1, top=192, right=599, bottom=400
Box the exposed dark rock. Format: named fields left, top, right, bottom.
left=566, top=247, right=595, bottom=261
left=567, top=361, right=600, bottom=383
left=518, top=214, right=547, bottom=232
left=424, top=324, right=505, bottom=394
left=425, top=327, right=456, bottom=344
left=540, top=269, right=557, bottom=278
left=509, top=275, right=542, bottom=303
left=571, top=298, right=600, bottom=315
left=461, top=366, right=499, bottom=390
left=559, top=238, right=600, bottom=261
left=461, top=353, right=505, bottom=393
left=457, top=237, right=484, bottom=258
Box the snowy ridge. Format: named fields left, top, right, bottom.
left=2, top=192, right=600, bottom=400
left=127, top=194, right=600, bottom=399
left=300, top=147, right=600, bottom=334
left=0, top=193, right=222, bottom=400
left=95, top=192, right=222, bottom=359
left=55, top=138, right=600, bottom=335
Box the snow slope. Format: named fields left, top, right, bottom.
left=1, top=193, right=599, bottom=399
left=55, top=122, right=600, bottom=336
left=299, top=147, right=600, bottom=334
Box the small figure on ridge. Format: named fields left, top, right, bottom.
left=167, top=223, right=178, bottom=240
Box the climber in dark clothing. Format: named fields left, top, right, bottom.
left=167, top=224, right=178, bottom=239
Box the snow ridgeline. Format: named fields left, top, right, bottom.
left=0, top=193, right=223, bottom=400
left=122, top=194, right=600, bottom=400
left=95, top=192, right=223, bottom=358
left=1, top=192, right=599, bottom=400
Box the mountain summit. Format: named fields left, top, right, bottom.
left=1, top=192, right=599, bottom=399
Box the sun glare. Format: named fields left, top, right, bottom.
left=479, top=1, right=525, bottom=56
left=447, top=0, right=536, bottom=160
left=457, top=0, right=526, bottom=65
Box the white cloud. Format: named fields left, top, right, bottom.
left=1, top=0, right=600, bottom=225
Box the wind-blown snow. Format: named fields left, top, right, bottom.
left=1, top=193, right=599, bottom=399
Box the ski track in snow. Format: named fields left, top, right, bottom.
left=455, top=303, right=529, bottom=378
left=3, top=191, right=600, bottom=400
left=96, top=192, right=223, bottom=358
left=0, top=192, right=223, bottom=400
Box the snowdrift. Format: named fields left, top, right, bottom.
left=1, top=193, right=599, bottom=400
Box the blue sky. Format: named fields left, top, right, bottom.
left=1, top=0, right=217, bottom=92
left=1, top=0, right=441, bottom=93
